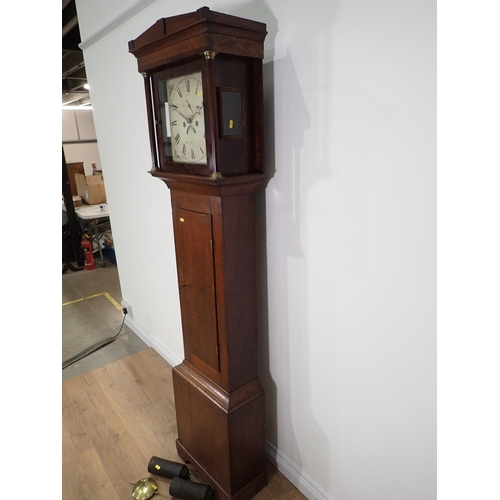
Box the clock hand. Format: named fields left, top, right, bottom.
left=186, top=100, right=195, bottom=114
left=192, top=103, right=204, bottom=117
left=171, top=104, right=191, bottom=122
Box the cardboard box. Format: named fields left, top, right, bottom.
left=75, top=173, right=107, bottom=205
left=66, top=162, right=84, bottom=196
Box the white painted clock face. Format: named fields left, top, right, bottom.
left=167, top=72, right=207, bottom=164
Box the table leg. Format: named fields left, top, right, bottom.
left=90, top=219, right=106, bottom=267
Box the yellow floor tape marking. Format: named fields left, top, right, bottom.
left=62, top=292, right=122, bottom=312
left=62, top=297, right=85, bottom=306
left=103, top=292, right=122, bottom=312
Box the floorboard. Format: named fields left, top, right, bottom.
left=62, top=348, right=307, bottom=500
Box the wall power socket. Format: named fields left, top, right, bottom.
left=121, top=300, right=132, bottom=317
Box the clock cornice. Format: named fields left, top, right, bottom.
left=128, top=6, right=267, bottom=72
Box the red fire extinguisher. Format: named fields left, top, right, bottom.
left=81, top=235, right=95, bottom=270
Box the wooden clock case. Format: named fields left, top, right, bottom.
left=129, top=8, right=268, bottom=500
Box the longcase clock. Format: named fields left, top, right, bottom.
left=129, top=8, right=268, bottom=500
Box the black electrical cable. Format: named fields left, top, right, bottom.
left=62, top=310, right=127, bottom=370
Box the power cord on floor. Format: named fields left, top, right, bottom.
left=62, top=308, right=128, bottom=370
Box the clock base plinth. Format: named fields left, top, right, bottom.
left=173, top=362, right=267, bottom=500
left=176, top=440, right=268, bottom=500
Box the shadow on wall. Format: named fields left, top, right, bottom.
left=211, top=1, right=359, bottom=497
left=247, top=0, right=362, bottom=497
left=254, top=17, right=338, bottom=498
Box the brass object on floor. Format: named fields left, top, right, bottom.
left=132, top=477, right=158, bottom=500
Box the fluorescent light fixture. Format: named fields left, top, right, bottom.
left=84, top=83, right=90, bottom=89
left=62, top=105, right=93, bottom=110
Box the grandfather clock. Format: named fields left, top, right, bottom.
left=129, top=8, right=267, bottom=500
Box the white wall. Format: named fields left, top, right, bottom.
left=74, top=1, right=436, bottom=499
left=62, top=108, right=102, bottom=175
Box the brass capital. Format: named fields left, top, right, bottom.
left=201, top=50, right=218, bottom=60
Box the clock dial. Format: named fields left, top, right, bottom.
left=167, top=72, right=207, bottom=164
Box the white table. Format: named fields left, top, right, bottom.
left=71, top=204, right=109, bottom=220
left=63, top=203, right=111, bottom=266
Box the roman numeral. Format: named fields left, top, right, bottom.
left=186, top=80, right=191, bottom=93
left=182, top=144, right=186, bottom=156
left=174, top=133, right=180, bottom=144
left=176, top=88, right=182, bottom=98
left=171, top=120, right=177, bottom=126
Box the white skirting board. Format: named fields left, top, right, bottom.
left=124, top=315, right=182, bottom=370
left=125, top=316, right=332, bottom=500
left=265, top=441, right=332, bottom=500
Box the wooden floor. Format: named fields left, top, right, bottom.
left=62, top=348, right=307, bottom=499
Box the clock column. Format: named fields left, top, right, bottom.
left=202, top=50, right=220, bottom=176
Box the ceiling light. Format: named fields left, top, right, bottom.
left=62, top=105, right=93, bottom=110
left=84, top=83, right=90, bottom=89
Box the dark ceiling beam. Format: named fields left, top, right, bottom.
left=63, top=78, right=88, bottom=93
left=62, top=92, right=90, bottom=105
left=62, top=0, right=89, bottom=104
left=62, top=0, right=79, bottom=38
left=62, top=21, right=82, bottom=50
left=63, top=16, right=78, bottom=37
left=63, top=61, right=85, bottom=79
